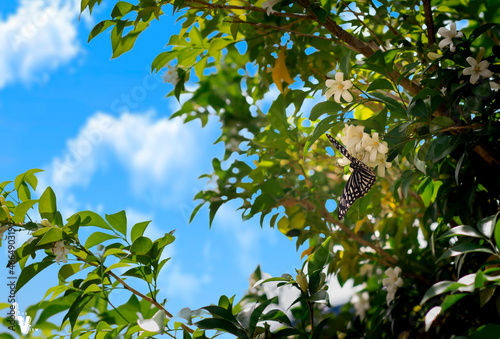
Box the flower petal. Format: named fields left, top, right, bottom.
left=462, top=67, right=474, bottom=76
left=342, top=90, right=353, bottom=103
left=335, top=72, right=344, bottom=82
left=334, top=91, right=342, bottom=104
left=470, top=73, right=480, bottom=84
left=465, top=57, right=477, bottom=67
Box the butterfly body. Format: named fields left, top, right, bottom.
left=326, top=134, right=376, bottom=220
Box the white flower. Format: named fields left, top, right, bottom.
left=340, top=124, right=364, bottom=152
left=262, top=0, right=280, bottom=15
left=325, top=72, right=353, bottom=104
left=382, top=267, right=403, bottom=305
left=437, top=22, right=463, bottom=52
left=162, top=64, right=179, bottom=85
left=41, top=219, right=55, bottom=228
left=373, top=153, right=392, bottom=177
left=52, top=241, right=71, bottom=264
left=351, top=291, right=370, bottom=319
left=362, top=133, right=388, bottom=163
left=463, top=57, right=493, bottom=84
left=137, top=309, right=166, bottom=334
left=490, top=81, right=499, bottom=91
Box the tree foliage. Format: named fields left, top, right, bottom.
left=1, top=0, right=500, bottom=338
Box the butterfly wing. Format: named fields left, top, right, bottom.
left=338, top=160, right=376, bottom=219
left=326, top=133, right=355, bottom=162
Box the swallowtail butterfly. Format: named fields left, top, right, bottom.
left=326, top=133, right=376, bottom=220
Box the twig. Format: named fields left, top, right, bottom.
left=75, top=256, right=195, bottom=334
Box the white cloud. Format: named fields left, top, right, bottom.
left=39, top=111, right=218, bottom=215
left=0, top=0, right=82, bottom=88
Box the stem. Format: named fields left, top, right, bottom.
left=73, top=255, right=195, bottom=334
left=307, top=301, right=314, bottom=336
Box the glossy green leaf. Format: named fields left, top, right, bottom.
left=438, top=226, right=485, bottom=240
left=16, top=260, right=53, bottom=292
left=38, top=187, right=57, bottom=222
left=309, top=101, right=341, bottom=121
left=367, top=79, right=394, bottom=92
left=130, top=236, right=153, bottom=255
left=85, top=232, right=120, bottom=249
left=13, top=199, right=37, bottom=223
left=106, top=210, right=127, bottom=237
left=437, top=243, right=494, bottom=261
left=130, top=220, right=151, bottom=242
left=78, top=211, right=113, bottom=230
left=38, top=227, right=63, bottom=245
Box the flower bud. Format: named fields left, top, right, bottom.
left=296, top=269, right=308, bottom=293
left=476, top=47, right=485, bottom=63
left=427, top=52, right=442, bottom=60
left=41, top=219, right=53, bottom=227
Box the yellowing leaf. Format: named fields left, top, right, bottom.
left=301, top=247, right=313, bottom=259
left=272, top=47, right=294, bottom=94
left=228, top=0, right=246, bottom=18
left=354, top=104, right=374, bottom=120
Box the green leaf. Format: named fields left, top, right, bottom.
left=426, top=135, right=455, bottom=163
left=16, top=260, right=53, bottom=292
left=430, top=116, right=454, bottom=133
left=309, top=101, right=342, bottom=121
left=230, top=22, right=239, bottom=40
left=39, top=187, right=57, bottom=222
left=339, top=51, right=352, bottom=76
left=407, top=99, right=428, bottom=118
left=151, top=51, right=179, bottom=73
left=78, top=211, right=113, bottom=231
left=195, top=318, right=244, bottom=337
left=83, top=283, right=101, bottom=294
left=106, top=210, right=127, bottom=237
left=367, top=79, right=394, bottom=92
left=425, top=306, right=442, bottom=332
left=85, top=232, right=120, bottom=249
left=421, top=281, right=464, bottom=304
left=455, top=153, right=465, bottom=185
left=478, top=214, right=498, bottom=238
left=209, top=201, right=223, bottom=228
left=63, top=294, right=94, bottom=330
left=130, top=236, right=153, bottom=255
left=308, top=236, right=331, bottom=274
left=38, top=227, right=63, bottom=245
left=303, top=115, right=337, bottom=161
left=437, top=243, right=494, bottom=261
left=13, top=199, right=37, bottom=223
left=248, top=297, right=278, bottom=336
left=88, top=20, right=116, bottom=42
left=131, top=220, right=151, bottom=242
left=438, top=226, right=486, bottom=240
left=495, top=216, right=500, bottom=252
left=369, top=92, right=406, bottom=118
left=58, top=263, right=83, bottom=281
left=441, top=293, right=467, bottom=313
left=469, top=23, right=498, bottom=41
left=111, top=2, right=136, bottom=19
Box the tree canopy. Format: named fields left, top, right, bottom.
left=1, top=0, right=500, bottom=338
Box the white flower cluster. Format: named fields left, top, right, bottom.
left=382, top=266, right=403, bottom=305
left=339, top=124, right=392, bottom=177
left=162, top=64, right=179, bottom=85
left=437, top=22, right=495, bottom=85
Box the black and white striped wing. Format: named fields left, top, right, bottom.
left=338, top=161, right=376, bottom=219
left=326, top=133, right=376, bottom=219
left=326, top=133, right=356, bottom=162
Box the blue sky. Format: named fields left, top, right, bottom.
left=0, top=0, right=357, bottom=336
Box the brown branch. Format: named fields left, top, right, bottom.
left=422, top=0, right=436, bottom=46
left=75, top=256, right=195, bottom=334
left=185, top=0, right=308, bottom=19
left=230, top=19, right=340, bottom=43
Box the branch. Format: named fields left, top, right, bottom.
left=75, top=256, right=195, bottom=334
left=422, top=0, right=436, bottom=45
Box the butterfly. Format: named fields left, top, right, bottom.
left=326, top=133, right=376, bottom=220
